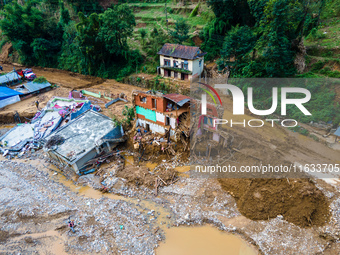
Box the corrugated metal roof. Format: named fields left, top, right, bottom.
left=163, top=93, right=190, bottom=106
left=158, top=43, right=206, bottom=60
left=0, top=87, right=23, bottom=100
left=334, top=127, right=340, bottom=137
left=24, top=81, right=51, bottom=93
left=0, top=72, right=21, bottom=84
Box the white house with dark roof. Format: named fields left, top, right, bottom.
left=157, top=43, right=206, bottom=81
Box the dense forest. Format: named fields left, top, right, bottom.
left=0, top=0, right=339, bottom=126
left=0, top=0, right=338, bottom=78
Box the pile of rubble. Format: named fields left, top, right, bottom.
left=0, top=96, right=97, bottom=158
left=132, top=125, right=189, bottom=160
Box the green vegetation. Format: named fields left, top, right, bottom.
left=112, top=105, right=135, bottom=127
left=33, top=76, right=47, bottom=83
left=233, top=80, right=340, bottom=127
left=122, top=105, right=135, bottom=126
left=1, top=0, right=339, bottom=126
left=289, top=126, right=309, bottom=136
left=170, top=17, right=190, bottom=44
left=0, top=1, right=141, bottom=79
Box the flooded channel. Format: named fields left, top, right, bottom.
left=3, top=154, right=258, bottom=255
left=157, top=225, right=258, bottom=255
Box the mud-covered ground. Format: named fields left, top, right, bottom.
left=0, top=63, right=146, bottom=123
left=1, top=62, right=340, bottom=254
left=1, top=149, right=340, bottom=254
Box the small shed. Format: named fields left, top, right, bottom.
left=0, top=87, right=23, bottom=108
left=14, top=81, right=51, bottom=97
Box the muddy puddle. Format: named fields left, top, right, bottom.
left=157, top=225, right=258, bottom=255
left=7, top=156, right=258, bottom=254
left=8, top=230, right=67, bottom=255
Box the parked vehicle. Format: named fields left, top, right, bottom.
left=17, top=68, right=36, bottom=81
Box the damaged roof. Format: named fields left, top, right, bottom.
left=0, top=124, right=34, bottom=151
left=44, top=110, right=123, bottom=164
left=0, top=72, right=21, bottom=85
left=157, top=43, right=206, bottom=60
left=164, top=93, right=190, bottom=106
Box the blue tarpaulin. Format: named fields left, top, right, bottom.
left=0, top=87, right=23, bottom=100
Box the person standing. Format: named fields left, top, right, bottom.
left=68, top=220, right=75, bottom=233
left=34, top=100, right=39, bottom=110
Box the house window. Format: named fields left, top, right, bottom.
left=165, top=116, right=170, bottom=126
left=174, top=72, right=178, bottom=78
left=140, top=96, right=147, bottom=103
left=164, top=59, right=170, bottom=66
left=199, top=60, right=202, bottom=67
left=184, top=61, right=188, bottom=70
left=173, top=60, right=177, bottom=67
left=152, top=98, right=157, bottom=109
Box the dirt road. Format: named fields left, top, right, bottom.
left=0, top=63, right=146, bottom=123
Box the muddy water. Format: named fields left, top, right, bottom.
left=157, top=225, right=258, bottom=255
left=46, top=163, right=172, bottom=227
left=5, top=156, right=258, bottom=254
left=9, top=230, right=67, bottom=255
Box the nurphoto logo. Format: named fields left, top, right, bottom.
left=200, top=84, right=312, bottom=128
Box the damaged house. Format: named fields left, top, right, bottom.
left=0, top=71, right=22, bottom=87
left=158, top=43, right=206, bottom=81
left=44, top=110, right=125, bottom=174
left=190, top=99, right=229, bottom=154
left=132, top=90, right=190, bottom=141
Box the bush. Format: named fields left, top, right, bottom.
left=306, top=28, right=327, bottom=41
left=33, top=76, right=48, bottom=83
left=122, top=105, right=135, bottom=126
left=189, top=3, right=200, bottom=18
left=311, top=61, right=325, bottom=72
left=289, top=126, right=309, bottom=136
left=112, top=115, right=122, bottom=127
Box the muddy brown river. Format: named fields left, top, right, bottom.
left=157, top=225, right=258, bottom=255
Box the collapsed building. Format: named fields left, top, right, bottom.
left=132, top=90, right=190, bottom=141
left=190, top=98, right=229, bottom=161
left=1, top=96, right=125, bottom=175
left=43, top=110, right=125, bottom=174
left=0, top=71, right=22, bottom=87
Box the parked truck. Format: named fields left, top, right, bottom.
left=16, top=68, right=37, bottom=81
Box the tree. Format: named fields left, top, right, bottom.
left=219, top=25, right=257, bottom=74
left=215, top=0, right=325, bottom=77
left=59, top=4, right=141, bottom=78
left=0, top=1, right=45, bottom=64
left=139, top=28, right=147, bottom=46
left=170, top=17, right=190, bottom=44
left=98, top=4, right=136, bottom=56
